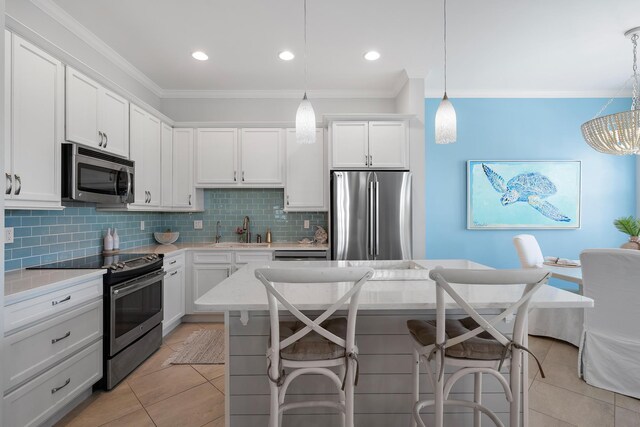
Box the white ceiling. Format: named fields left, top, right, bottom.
left=49, top=0, right=640, bottom=97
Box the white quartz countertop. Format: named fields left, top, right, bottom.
left=123, top=242, right=329, bottom=256
left=5, top=269, right=106, bottom=305
left=194, top=259, right=594, bottom=311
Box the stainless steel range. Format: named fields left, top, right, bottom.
left=29, top=253, right=164, bottom=390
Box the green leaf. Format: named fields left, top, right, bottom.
left=614, top=216, right=640, bottom=236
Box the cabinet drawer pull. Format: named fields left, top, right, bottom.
left=51, top=295, right=71, bottom=306
left=242, top=171, right=245, bottom=182
left=98, top=131, right=104, bottom=147
left=234, top=171, right=237, bottom=182
left=51, top=378, right=70, bottom=394
left=14, top=174, right=21, bottom=195
left=170, top=260, right=177, bottom=265
left=103, top=132, right=108, bottom=148
left=51, top=331, right=71, bottom=344
left=189, top=194, right=192, bottom=205
left=170, top=271, right=178, bottom=276
left=5, top=173, right=12, bottom=195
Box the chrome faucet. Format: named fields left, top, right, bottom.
left=242, top=216, right=251, bottom=243
left=215, top=221, right=221, bottom=243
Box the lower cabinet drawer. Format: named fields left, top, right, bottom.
left=235, top=251, right=273, bottom=264
left=193, top=252, right=233, bottom=264
left=4, top=299, right=103, bottom=391
left=3, top=340, right=103, bottom=427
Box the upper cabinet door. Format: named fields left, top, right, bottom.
left=240, top=128, right=283, bottom=185
left=195, top=128, right=237, bottom=185
left=129, top=105, right=147, bottom=205
left=161, top=123, right=173, bottom=208
left=5, top=30, right=12, bottom=191
left=99, top=89, right=129, bottom=158
left=145, top=114, right=162, bottom=206
left=10, top=35, right=63, bottom=204
left=285, top=129, right=325, bottom=211
left=66, top=67, right=100, bottom=147
left=331, top=121, right=368, bottom=168
left=172, top=128, right=194, bottom=208
left=367, top=121, right=408, bottom=168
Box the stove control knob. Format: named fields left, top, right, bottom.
left=117, top=263, right=125, bottom=268
left=109, top=264, right=118, bottom=270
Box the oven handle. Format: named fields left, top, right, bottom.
left=112, top=270, right=165, bottom=299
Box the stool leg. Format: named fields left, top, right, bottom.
left=411, top=349, right=420, bottom=427
left=474, top=372, right=482, bottom=427
left=435, top=356, right=444, bottom=427
left=268, top=361, right=279, bottom=427
left=339, top=364, right=347, bottom=427
left=345, top=358, right=355, bottom=427
left=510, top=350, right=522, bottom=427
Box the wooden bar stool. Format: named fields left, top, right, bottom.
left=408, top=268, right=550, bottom=427
left=255, top=267, right=374, bottom=427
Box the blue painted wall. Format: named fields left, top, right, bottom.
left=425, top=98, right=636, bottom=271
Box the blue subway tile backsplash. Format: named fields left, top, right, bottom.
left=4, top=189, right=328, bottom=271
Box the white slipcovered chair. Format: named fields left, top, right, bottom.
left=254, top=267, right=374, bottom=427
left=409, top=267, right=550, bottom=427
left=579, top=249, right=640, bottom=399
left=512, top=234, right=583, bottom=346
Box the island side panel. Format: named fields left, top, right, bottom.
left=228, top=310, right=521, bottom=426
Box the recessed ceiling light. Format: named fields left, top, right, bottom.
left=364, top=51, right=381, bottom=61
left=192, top=51, right=209, bottom=61
left=279, top=51, right=295, bottom=61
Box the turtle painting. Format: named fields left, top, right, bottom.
left=481, top=163, right=571, bottom=222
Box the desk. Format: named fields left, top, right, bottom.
left=195, top=260, right=593, bottom=427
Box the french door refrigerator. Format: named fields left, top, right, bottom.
left=331, top=171, right=412, bottom=260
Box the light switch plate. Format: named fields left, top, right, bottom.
left=303, top=220, right=310, bottom=229
left=194, top=220, right=203, bottom=230
left=4, top=227, right=14, bottom=244
left=140, top=221, right=145, bottom=231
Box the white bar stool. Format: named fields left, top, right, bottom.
left=408, top=268, right=550, bottom=427
left=255, top=267, right=374, bottom=427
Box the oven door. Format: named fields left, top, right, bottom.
left=109, top=269, right=164, bottom=356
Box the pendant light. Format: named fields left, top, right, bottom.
left=435, top=0, right=457, bottom=145
left=295, top=0, right=316, bottom=144
left=581, top=27, right=640, bottom=155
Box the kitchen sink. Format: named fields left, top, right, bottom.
left=210, top=242, right=270, bottom=248
left=347, top=260, right=428, bottom=280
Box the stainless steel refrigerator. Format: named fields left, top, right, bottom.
left=331, top=171, right=412, bottom=260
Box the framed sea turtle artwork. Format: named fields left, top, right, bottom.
left=467, top=160, right=581, bottom=229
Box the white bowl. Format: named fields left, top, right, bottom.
left=154, top=231, right=179, bottom=245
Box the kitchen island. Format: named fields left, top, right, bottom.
left=194, top=260, right=593, bottom=427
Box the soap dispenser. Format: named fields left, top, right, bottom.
left=104, top=228, right=114, bottom=252
left=265, top=228, right=272, bottom=243
left=112, top=228, right=120, bottom=250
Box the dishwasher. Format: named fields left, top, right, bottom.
left=273, top=250, right=329, bottom=261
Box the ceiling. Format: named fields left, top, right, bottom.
left=49, top=0, right=640, bottom=97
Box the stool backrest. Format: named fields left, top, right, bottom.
left=255, top=267, right=374, bottom=359
left=513, top=234, right=544, bottom=268
left=428, top=268, right=550, bottom=349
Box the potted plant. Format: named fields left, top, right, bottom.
left=614, top=216, right=640, bottom=249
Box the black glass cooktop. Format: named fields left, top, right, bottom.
left=28, top=253, right=152, bottom=270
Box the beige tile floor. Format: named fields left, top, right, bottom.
left=56, top=325, right=640, bottom=427
left=56, top=323, right=225, bottom=427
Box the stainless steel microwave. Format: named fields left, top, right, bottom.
left=62, top=144, right=134, bottom=204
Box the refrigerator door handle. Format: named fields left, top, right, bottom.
left=368, top=181, right=375, bottom=257
left=375, top=181, right=380, bottom=256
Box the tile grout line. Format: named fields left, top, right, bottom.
left=530, top=409, right=578, bottom=427
left=131, top=365, right=210, bottom=409
left=121, top=381, right=158, bottom=427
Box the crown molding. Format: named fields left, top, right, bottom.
left=161, top=88, right=401, bottom=99
left=424, top=89, right=634, bottom=98
left=30, top=0, right=164, bottom=97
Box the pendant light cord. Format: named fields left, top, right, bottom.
left=304, top=0, right=308, bottom=95
left=443, top=0, right=447, bottom=94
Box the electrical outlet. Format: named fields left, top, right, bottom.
left=194, top=220, right=203, bottom=230
left=303, top=220, right=310, bottom=229
left=140, top=221, right=145, bottom=231
left=4, top=227, right=14, bottom=244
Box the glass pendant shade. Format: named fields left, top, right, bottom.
left=296, top=93, right=316, bottom=144
left=435, top=93, right=457, bottom=144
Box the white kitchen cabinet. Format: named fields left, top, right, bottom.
left=285, top=128, right=326, bottom=211
left=172, top=128, right=195, bottom=208
left=195, top=128, right=237, bottom=185
left=4, top=33, right=64, bottom=209
left=161, top=123, right=173, bottom=208
left=66, top=67, right=129, bottom=158
left=239, top=128, right=284, bottom=185
left=163, top=253, right=185, bottom=335
left=190, top=265, right=232, bottom=314
left=130, top=104, right=161, bottom=207
left=330, top=121, right=408, bottom=169
left=195, top=128, right=284, bottom=187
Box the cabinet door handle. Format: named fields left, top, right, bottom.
left=286, top=194, right=289, bottom=206
left=369, top=155, right=372, bottom=166
left=242, top=171, right=245, bottom=182
left=148, top=191, right=151, bottom=203
left=365, top=155, right=369, bottom=166
left=233, top=171, right=237, bottom=182
left=188, top=194, right=192, bottom=205
left=51, top=331, right=71, bottom=344
left=52, top=295, right=71, bottom=306
left=227, top=268, right=231, bottom=277
left=103, top=133, right=108, bottom=148
left=169, top=260, right=177, bottom=265
left=51, top=378, right=70, bottom=394
left=14, top=174, right=21, bottom=195
left=170, top=271, right=178, bottom=276
left=5, top=173, right=12, bottom=195
left=98, top=131, right=104, bottom=147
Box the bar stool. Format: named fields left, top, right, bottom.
left=408, top=267, right=550, bottom=427
left=255, top=267, right=374, bottom=427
